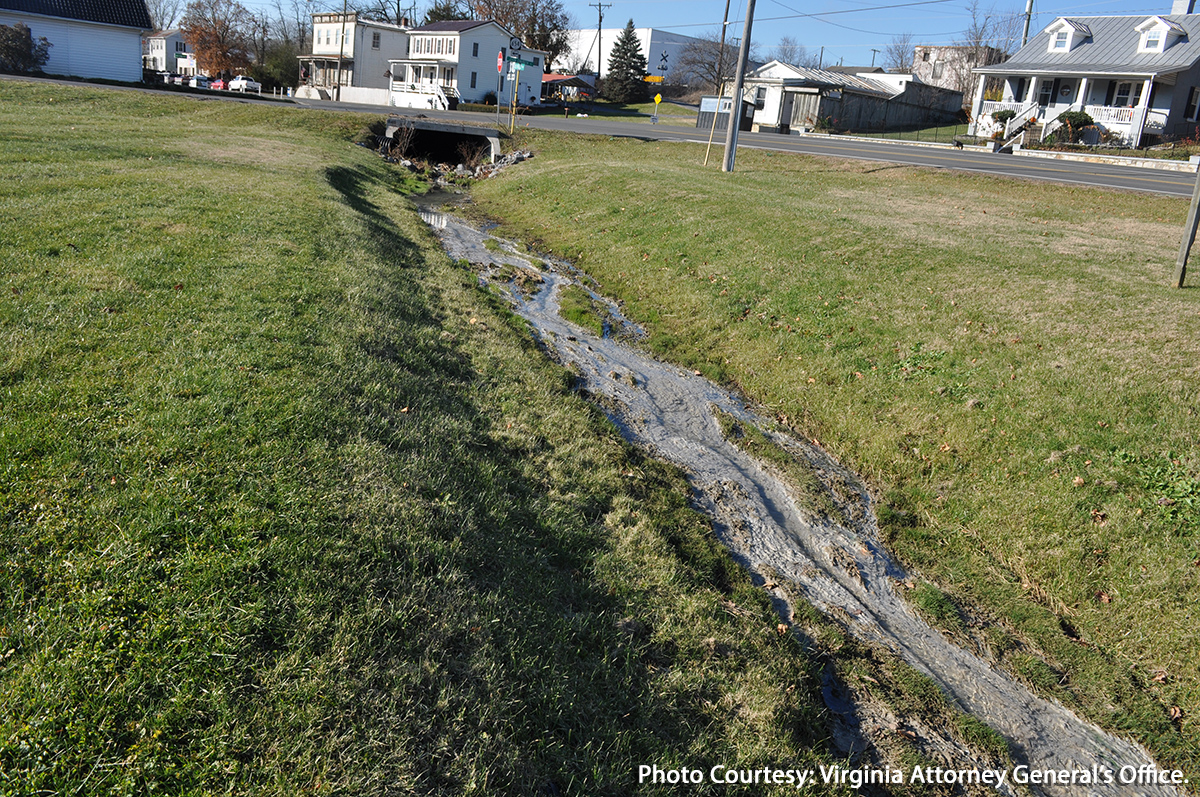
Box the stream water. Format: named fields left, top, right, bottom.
left=418, top=195, right=1186, bottom=797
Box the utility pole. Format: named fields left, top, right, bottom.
left=721, top=0, right=756, bottom=173
left=1021, top=0, right=1034, bottom=46
left=818, top=45, right=823, bottom=69
left=335, top=0, right=348, bottom=102
left=703, top=0, right=733, bottom=166
left=870, top=48, right=880, bottom=67
left=590, top=2, right=611, bottom=80
left=1175, top=165, right=1200, bottom=287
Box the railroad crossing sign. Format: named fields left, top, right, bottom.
left=659, top=51, right=669, bottom=73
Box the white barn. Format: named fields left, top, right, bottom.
left=0, top=0, right=151, bottom=83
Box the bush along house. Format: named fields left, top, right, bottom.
left=970, top=0, right=1200, bottom=147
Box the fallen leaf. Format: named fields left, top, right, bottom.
left=1095, top=591, right=1111, bottom=604
left=1073, top=477, right=1086, bottom=487
left=1152, top=670, right=1169, bottom=683
left=1170, top=706, right=1183, bottom=721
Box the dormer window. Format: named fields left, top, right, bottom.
left=1045, top=19, right=1090, bottom=53
left=1136, top=16, right=1184, bottom=53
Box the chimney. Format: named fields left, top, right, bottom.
left=1172, top=0, right=1195, bottom=14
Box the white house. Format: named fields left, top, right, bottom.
left=388, top=20, right=546, bottom=110
left=970, top=0, right=1200, bottom=146
left=297, top=12, right=412, bottom=104
left=0, top=0, right=151, bottom=82
left=557, top=26, right=702, bottom=81
left=144, top=29, right=189, bottom=73
left=739, top=60, right=963, bottom=134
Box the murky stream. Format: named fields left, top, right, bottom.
left=418, top=196, right=1186, bottom=797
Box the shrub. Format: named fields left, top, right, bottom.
left=481, top=90, right=497, bottom=106
left=0, top=22, right=51, bottom=74
left=1057, top=110, right=1095, bottom=143
left=992, top=109, right=1016, bottom=126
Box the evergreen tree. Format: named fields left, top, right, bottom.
left=603, top=20, right=648, bottom=103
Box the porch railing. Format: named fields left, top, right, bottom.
left=1005, top=101, right=1041, bottom=138
left=1084, top=104, right=1134, bottom=124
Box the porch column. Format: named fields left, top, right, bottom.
left=1078, top=77, right=1090, bottom=109
left=969, top=73, right=988, bottom=135
left=1132, top=77, right=1153, bottom=147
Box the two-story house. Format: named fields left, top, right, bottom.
left=387, top=20, right=546, bottom=110
left=297, top=12, right=411, bottom=104
left=144, top=29, right=188, bottom=72
left=969, top=0, right=1200, bottom=146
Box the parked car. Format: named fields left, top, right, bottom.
left=209, top=78, right=227, bottom=90
left=228, top=76, right=261, bottom=93
left=189, top=75, right=210, bottom=89
left=172, top=74, right=188, bottom=86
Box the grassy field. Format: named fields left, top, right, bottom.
left=0, top=80, right=865, bottom=795
left=468, top=130, right=1200, bottom=777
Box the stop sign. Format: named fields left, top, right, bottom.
left=497, top=50, right=504, bottom=73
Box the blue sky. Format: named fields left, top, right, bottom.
left=240, top=0, right=1186, bottom=68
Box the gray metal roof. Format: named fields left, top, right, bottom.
left=977, top=13, right=1200, bottom=76
left=748, top=61, right=898, bottom=97
left=0, top=0, right=152, bottom=29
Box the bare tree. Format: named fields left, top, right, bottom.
left=272, top=0, right=315, bottom=50
left=673, top=30, right=758, bottom=92
left=770, top=36, right=820, bottom=69
left=146, top=0, right=183, bottom=30
left=466, top=0, right=573, bottom=65
left=951, top=0, right=1016, bottom=94
left=771, top=35, right=800, bottom=65
left=883, top=31, right=914, bottom=72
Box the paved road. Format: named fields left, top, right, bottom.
left=4, top=74, right=1189, bottom=199
left=303, top=96, right=1198, bottom=198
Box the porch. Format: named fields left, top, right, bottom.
left=388, top=60, right=460, bottom=111
left=971, top=74, right=1167, bottom=147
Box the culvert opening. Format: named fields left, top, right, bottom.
left=380, top=116, right=498, bottom=166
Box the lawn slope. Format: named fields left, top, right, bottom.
left=469, top=130, right=1200, bottom=778
left=0, top=83, right=841, bottom=795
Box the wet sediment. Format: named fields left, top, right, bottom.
left=419, top=198, right=1185, bottom=797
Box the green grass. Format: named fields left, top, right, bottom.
left=0, top=81, right=864, bottom=795
left=846, top=122, right=971, bottom=143
left=468, top=129, right=1200, bottom=778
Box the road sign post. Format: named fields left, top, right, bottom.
left=652, top=92, right=661, bottom=124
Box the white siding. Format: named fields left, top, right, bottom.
left=0, top=12, right=144, bottom=82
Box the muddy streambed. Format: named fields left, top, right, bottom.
left=418, top=196, right=1185, bottom=797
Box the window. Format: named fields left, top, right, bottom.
left=444, top=67, right=454, bottom=84
left=1188, top=87, right=1200, bottom=121
left=921, top=51, right=930, bottom=62
left=533, top=56, right=539, bottom=65
left=1037, top=79, right=1055, bottom=105
left=1145, top=30, right=1162, bottom=50
left=931, top=61, right=943, bottom=79
left=470, top=71, right=477, bottom=88
left=472, top=42, right=479, bottom=57
left=1053, top=30, right=1069, bottom=49
left=1115, top=81, right=1131, bottom=106
left=372, top=31, right=380, bottom=49
left=449, top=39, right=455, bottom=55
left=436, top=38, right=443, bottom=54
